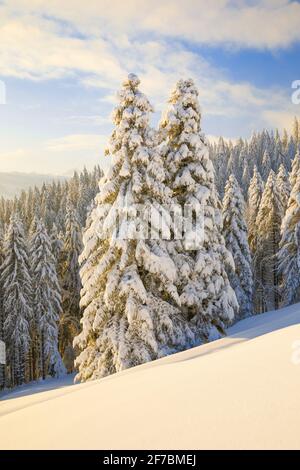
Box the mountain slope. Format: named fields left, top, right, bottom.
left=0, top=172, right=67, bottom=198
left=0, top=304, right=300, bottom=450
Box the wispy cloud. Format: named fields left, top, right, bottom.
left=7, top=0, right=300, bottom=49
left=45, top=134, right=106, bottom=152
left=59, top=115, right=111, bottom=127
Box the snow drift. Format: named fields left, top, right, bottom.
left=0, top=303, right=300, bottom=450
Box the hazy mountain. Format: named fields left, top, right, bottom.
left=0, top=172, right=67, bottom=199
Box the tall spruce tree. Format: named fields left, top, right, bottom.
left=255, top=171, right=283, bottom=312
left=30, top=220, right=66, bottom=379
left=276, top=164, right=291, bottom=216
left=293, top=116, right=299, bottom=146
left=222, top=175, right=253, bottom=318
left=289, top=150, right=300, bottom=189
left=160, top=78, right=237, bottom=338
left=50, top=223, right=64, bottom=263
left=278, top=172, right=300, bottom=305
left=0, top=229, right=5, bottom=389
left=1, top=214, right=32, bottom=387
left=262, top=150, right=272, bottom=180
left=247, top=166, right=264, bottom=253
left=60, top=201, right=82, bottom=357
left=213, top=137, right=229, bottom=198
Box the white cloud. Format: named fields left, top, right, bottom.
left=6, top=0, right=300, bottom=49
left=1, top=1, right=300, bottom=86
left=45, top=134, right=106, bottom=152
left=60, top=115, right=111, bottom=127
left=0, top=2, right=298, bottom=120
left=0, top=13, right=124, bottom=83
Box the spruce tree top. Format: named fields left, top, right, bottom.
left=101, top=73, right=170, bottom=206
left=160, top=78, right=216, bottom=216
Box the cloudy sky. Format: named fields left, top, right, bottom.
left=0, top=0, right=300, bottom=175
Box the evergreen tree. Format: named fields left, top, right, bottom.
left=278, top=173, right=300, bottom=305
left=273, top=136, right=285, bottom=173
left=247, top=166, right=264, bottom=253
left=60, top=201, right=83, bottom=357
left=160, top=78, right=237, bottom=337
left=50, top=223, right=64, bottom=265
left=261, top=150, right=272, bottom=180
left=0, top=229, right=5, bottom=389
left=248, top=132, right=259, bottom=172
left=77, top=167, right=100, bottom=226
left=30, top=220, right=66, bottom=378
left=222, top=175, right=253, bottom=318
left=287, top=136, right=296, bottom=164
left=276, top=164, right=291, bottom=215
left=213, top=137, right=229, bottom=198
left=289, top=150, right=300, bottom=189
left=237, top=145, right=249, bottom=185
left=242, top=159, right=251, bottom=195
left=293, top=116, right=299, bottom=146
left=282, top=129, right=289, bottom=151
left=255, top=171, right=283, bottom=312
left=1, top=215, right=32, bottom=387
left=226, top=148, right=234, bottom=177
left=74, top=74, right=194, bottom=381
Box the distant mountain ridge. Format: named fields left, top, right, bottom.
left=0, top=172, right=67, bottom=199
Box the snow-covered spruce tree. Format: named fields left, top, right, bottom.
left=242, top=159, right=251, bottom=196
left=282, top=129, right=289, bottom=152
left=50, top=223, right=64, bottom=291
left=247, top=166, right=264, bottom=253
left=255, top=170, right=283, bottom=313
left=293, top=116, right=299, bottom=146
left=227, top=146, right=240, bottom=184
left=261, top=150, right=272, bottom=181
left=222, top=175, right=253, bottom=318
left=159, top=78, right=237, bottom=339
left=0, top=229, right=5, bottom=389
left=74, top=74, right=194, bottom=381
left=272, top=133, right=284, bottom=173
left=226, top=148, right=234, bottom=177
left=213, top=137, right=229, bottom=198
left=30, top=220, right=66, bottom=379
left=60, top=201, right=82, bottom=357
left=237, top=144, right=249, bottom=187
left=278, top=172, right=300, bottom=305
left=287, top=136, right=297, bottom=163
left=50, top=223, right=64, bottom=263
left=77, top=167, right=101, bottom=226
left=1, top=214, right=32, bottom=387
left=276, top=164, right=291, bottom=216
left=289, top=150, right=300, bottom=189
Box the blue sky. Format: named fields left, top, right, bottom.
left=0, top=0, right=300, bottom=175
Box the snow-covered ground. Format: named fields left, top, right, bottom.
left=0, top=374, right=76, bottom=401
left=1, top=304, right=300, bottom=450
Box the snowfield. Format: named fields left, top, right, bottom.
left=1, top=304, right=300, bottom=450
